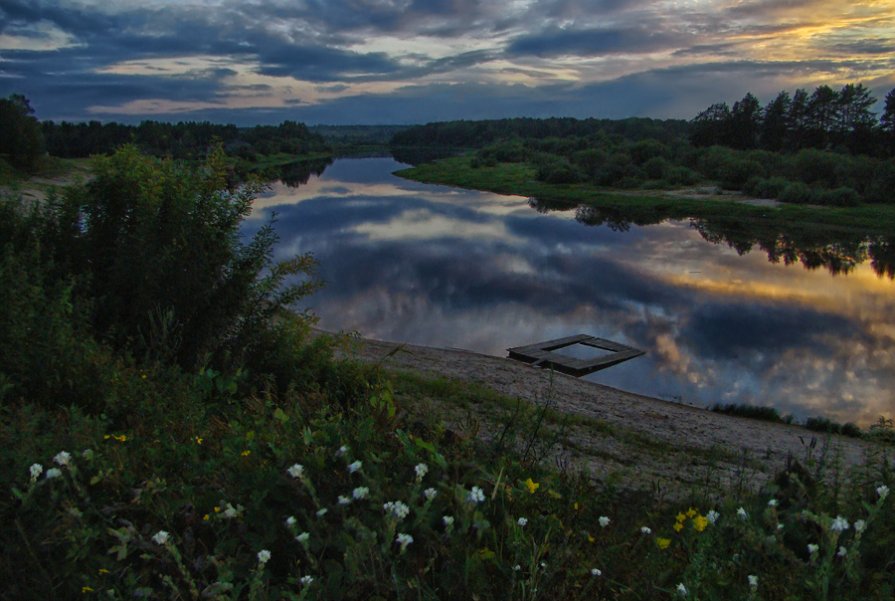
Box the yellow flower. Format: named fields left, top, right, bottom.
left=587, top=532, right=596, bottom=544
left=202, top=514, right=210, bottom=521
left=524, top=477, right=540, bottom=494
left=478, top=547, right=496, bottom=560
left=195, top=436, right=203, bottom=445
left=82, top=586, right=94, bottom=594
left=686, top=507, right=697, bottom=519
left=673, top=522, right=684, bottom=533
left=241, top=450, right=251, bottom=457
left=657, top=537, right=671, bottom=550
left=573, top=501, right=580, bottom=511
left=104, top=434, right=127, bottom=442
left=140, top=373, right=148, bottom=380
left=98, top=568, right=110, bottom=575
left=693, top=515, right=709, bottom=533
left=675, top=512, right=686, bottom=523
left=213, top=506, right=221, bottom=513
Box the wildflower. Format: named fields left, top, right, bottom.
left=591, top=568, right=602, bottom=577
left=316, top=508, right=328, bottom=518
left=300, top=575, right=314, bottom=586
left=423, top=487, right=438, bottom=500
left=82, top=586, right=94, bottom=593
left=676, top=582, right=688, bottom=597
left=296, top=532, right=310, bottom=544
left=693, top=515, right=709, bottom=533
left=202, top=514, right=209, bottom=521
left=524, top=477, right=539, bottom=494
left=338, top=495, right=351, bottom=506
left=513, top=564, right=521, bottom=572
left=748, top=575, right=758, bottom=590
left=673, top=522, right=684, bottom=533
left=640, top=526, right=652, bottom=535
left=657, top=537, right=671, bottom=550
left=195, top=436, right=203, bottom=445
left=352, top=486, right=370, bottom=500
left=587, top=532, right=595, bottom=543
left=98, top=568, right=110, bottom=575
left=221, top=502, right=241, bottom=519
left=598, top=516, right=610, bottom=528
left=855, top=519, right=866, bottom=533
left=257, top=549, right=271, bottom=565
left=285, top=516, right=297, bottom=527
left=830, top=516, right=849, bottom=532
left=414, top=463, right=429, bottom=480
left=737, top=507, right=748, bottom=521
left=686, top=507, right=697, bottom=518
left=337, top=445, right=349, bottom=456
left=675, top=512, right=686, bottom=523
left=241, top=450, right=251, bottom=457
left=442, top=515, right=455, bottom=527
left=837, top=546, right=847, bottom=558
left=517, top=517, right=528, bottom=527
left=53, top=451, right=72, bottom=466
left=29, top=463, right=43, bottom=481
left=767, top=499, right=778, bottom=507
left=877, top=484, right=889, bottom=500
left=395, top=532, right=414, bottom=551
left=540, top=561, right=547, bottom=569
left=347, top=460, right=362, bottom=474
left=287, top=463, right=304, bottom=479
left=384, top=500, right=410, bottom=520
left=706, top=510, right=720, bottom=524
left=467, top=486, right=486, bottom=504
left=104, top=434, right=127, bottom=443
left=807, top=543, right=819, bottom=555
left=45, top=468, right=62, bottom=479
left=152, top=530, right=170, bottom=545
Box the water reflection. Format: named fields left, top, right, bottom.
left=247, top=158, right=895, bottom=426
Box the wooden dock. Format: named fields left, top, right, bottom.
left=507, top=334, right=644, bottom=377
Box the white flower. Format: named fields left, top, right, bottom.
left=640, top=526, right=652, bottom=535
left=337, top=445, right=349, bottom=457
left=45, top=468, right=62, bottom=479
left=152, top=530, right=170, bottom=545
left=706, top=510, right=720, bottom=524
left=747, top=575, right=758, bottom=590
left=287, top=463, right=304, bottom=479
left=676, top=582, right=688, bottom=597
left=221, top=502, right=241, bottom=519
left=767, top=499, right=778, bottom=507
left=540, top=561, right=547, bottom=569
left=337, top=495, right=351, bottom=506
left=383, top=500, right=410, bottom=520
left=296, top=531, right=310, bottom=544
left=414, top=463, right=429, bottom=481
left=257, top=549, right=271, bottom=565
left=837, top=546, right=847, bottom=558
left=877, top=484, right=889, bottom=500
left=517, top=517, right=528, bottom=527
left=352, top=486, right=369, bottom=500
left=395, top=532, right=414, bottom=551
left=777, top=523, right=785, bottom=531
left=855, top=519, right=866, bottom=533
left=830, top=516, right=849, bottom=532
left=347, top=460, right=362, bottom=474
left=808, top=543, right=819, bottom=555
left=513, top=564, right=521, bottom=572
left=467, top=486, right=486, bottom=504
left=423, top=487, right=438, bottom=501
left=53, top=451, right=71, bottom=467
left=442, top=515, right=455, bottom=527
left=737, top=507, right=748, bottom=521
left=598, top=516, right=610, bottom=528
left=300, top=575, right=314, bottom=586
left=316, top=508, right=328, bottom=518
left=29, top=463, right=43, bottom=481
left=591, top=568, right=602, bottom=577
left=285, top=516, right=297, bottom=527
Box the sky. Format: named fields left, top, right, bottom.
left=1, top=0, right=894, bottom=125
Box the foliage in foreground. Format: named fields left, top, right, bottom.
left=2, top=149, right=894, bottom=600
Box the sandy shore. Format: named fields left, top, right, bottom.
left=345, top=335, right=892, bottom=494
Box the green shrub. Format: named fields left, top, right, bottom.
left=815, top=186, right=861, bottom=207
left=779, top=181, right=814, bottom=204
left=710, top=403, right=784, bottom=423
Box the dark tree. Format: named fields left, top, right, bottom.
left=728, top=92, right=762, bottom=149
left=761, top=91, right=791, bottom=151
left=690, top=102, right=731, bottom=147
left=0, top=94, right=44, bottom=171
left=805, top=85, right=839, bottom=147
left=835, top=83, right=876, bottom=151
left=786, top=88, right=811, bottom=150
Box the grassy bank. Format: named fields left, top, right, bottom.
left=397, top=156, right=895, bottom=237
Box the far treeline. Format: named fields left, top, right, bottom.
left=0, top=94, right=330, bottom=173
left=392, top=84, right=895, bottom=207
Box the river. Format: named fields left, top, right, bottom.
left=245, top=157, right=895, bottom=427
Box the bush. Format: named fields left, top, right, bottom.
left=815, top=186, right=861, bottom=207
left=779, top=181, right=814, bottom=204
left=805, top=416, right=864, bottom=438
left=744, top=176, right=790, bottom=198
left=642, top=156, right=669, bottom=180
left=710, top=403, right=784, bottom=423
left=666, top=165, right=700, bottom=186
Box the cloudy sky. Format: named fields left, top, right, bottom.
left=1, top=0, right=894, bottom=124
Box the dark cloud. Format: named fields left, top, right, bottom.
left=507, top=26, right=689, bottom=58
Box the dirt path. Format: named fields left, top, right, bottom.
left=346, top=335, right=892, bottom=495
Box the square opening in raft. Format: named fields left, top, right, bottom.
left=507, top=334, right=644, bottom=377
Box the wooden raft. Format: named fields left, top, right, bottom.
left=507, top=334, right=644, bottom=377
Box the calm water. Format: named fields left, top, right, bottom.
left=245, top=157, right=895, bottom=426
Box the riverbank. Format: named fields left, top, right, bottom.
left=396, top=155, right=895, bottom=236
left=341, top=334, right=892, bottom=495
